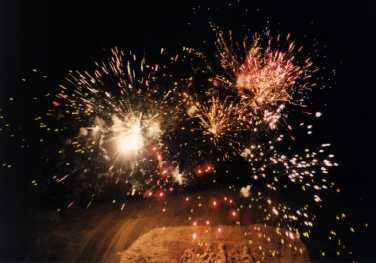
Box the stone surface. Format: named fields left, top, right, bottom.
left=120, top=224, right=309, bottom=263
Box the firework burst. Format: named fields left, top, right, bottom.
left=188, top=96, right=238, bottom=139
left=161, top=27, right=347, bottom=257
left=212, top=29, right=315, bottom=124
left=52, top=47, right=189, bottom=194
left=3, top=18, right=357, bottom=260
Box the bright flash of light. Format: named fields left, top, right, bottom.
left=115, top=119, right=144, bottom=157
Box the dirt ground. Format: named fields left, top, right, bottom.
left=29, top=190, right=310, bottom=262
left=120, top=225, right=309, bottom=263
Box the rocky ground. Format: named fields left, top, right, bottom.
left=120, top=225, right=309, bottom=263
left=28, top=190, right=310, bottom=262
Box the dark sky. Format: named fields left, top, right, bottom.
left=1, top=0, right=374, bottom=261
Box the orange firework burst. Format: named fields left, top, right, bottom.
left=189, top=96, right=238, bottom=139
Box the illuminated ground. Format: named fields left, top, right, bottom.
left=121, top=225, right=308, bottom=262
left=29, top=190, right=309, bottom=262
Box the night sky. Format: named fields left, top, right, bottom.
left=1, top=0, right=374, bottom=261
